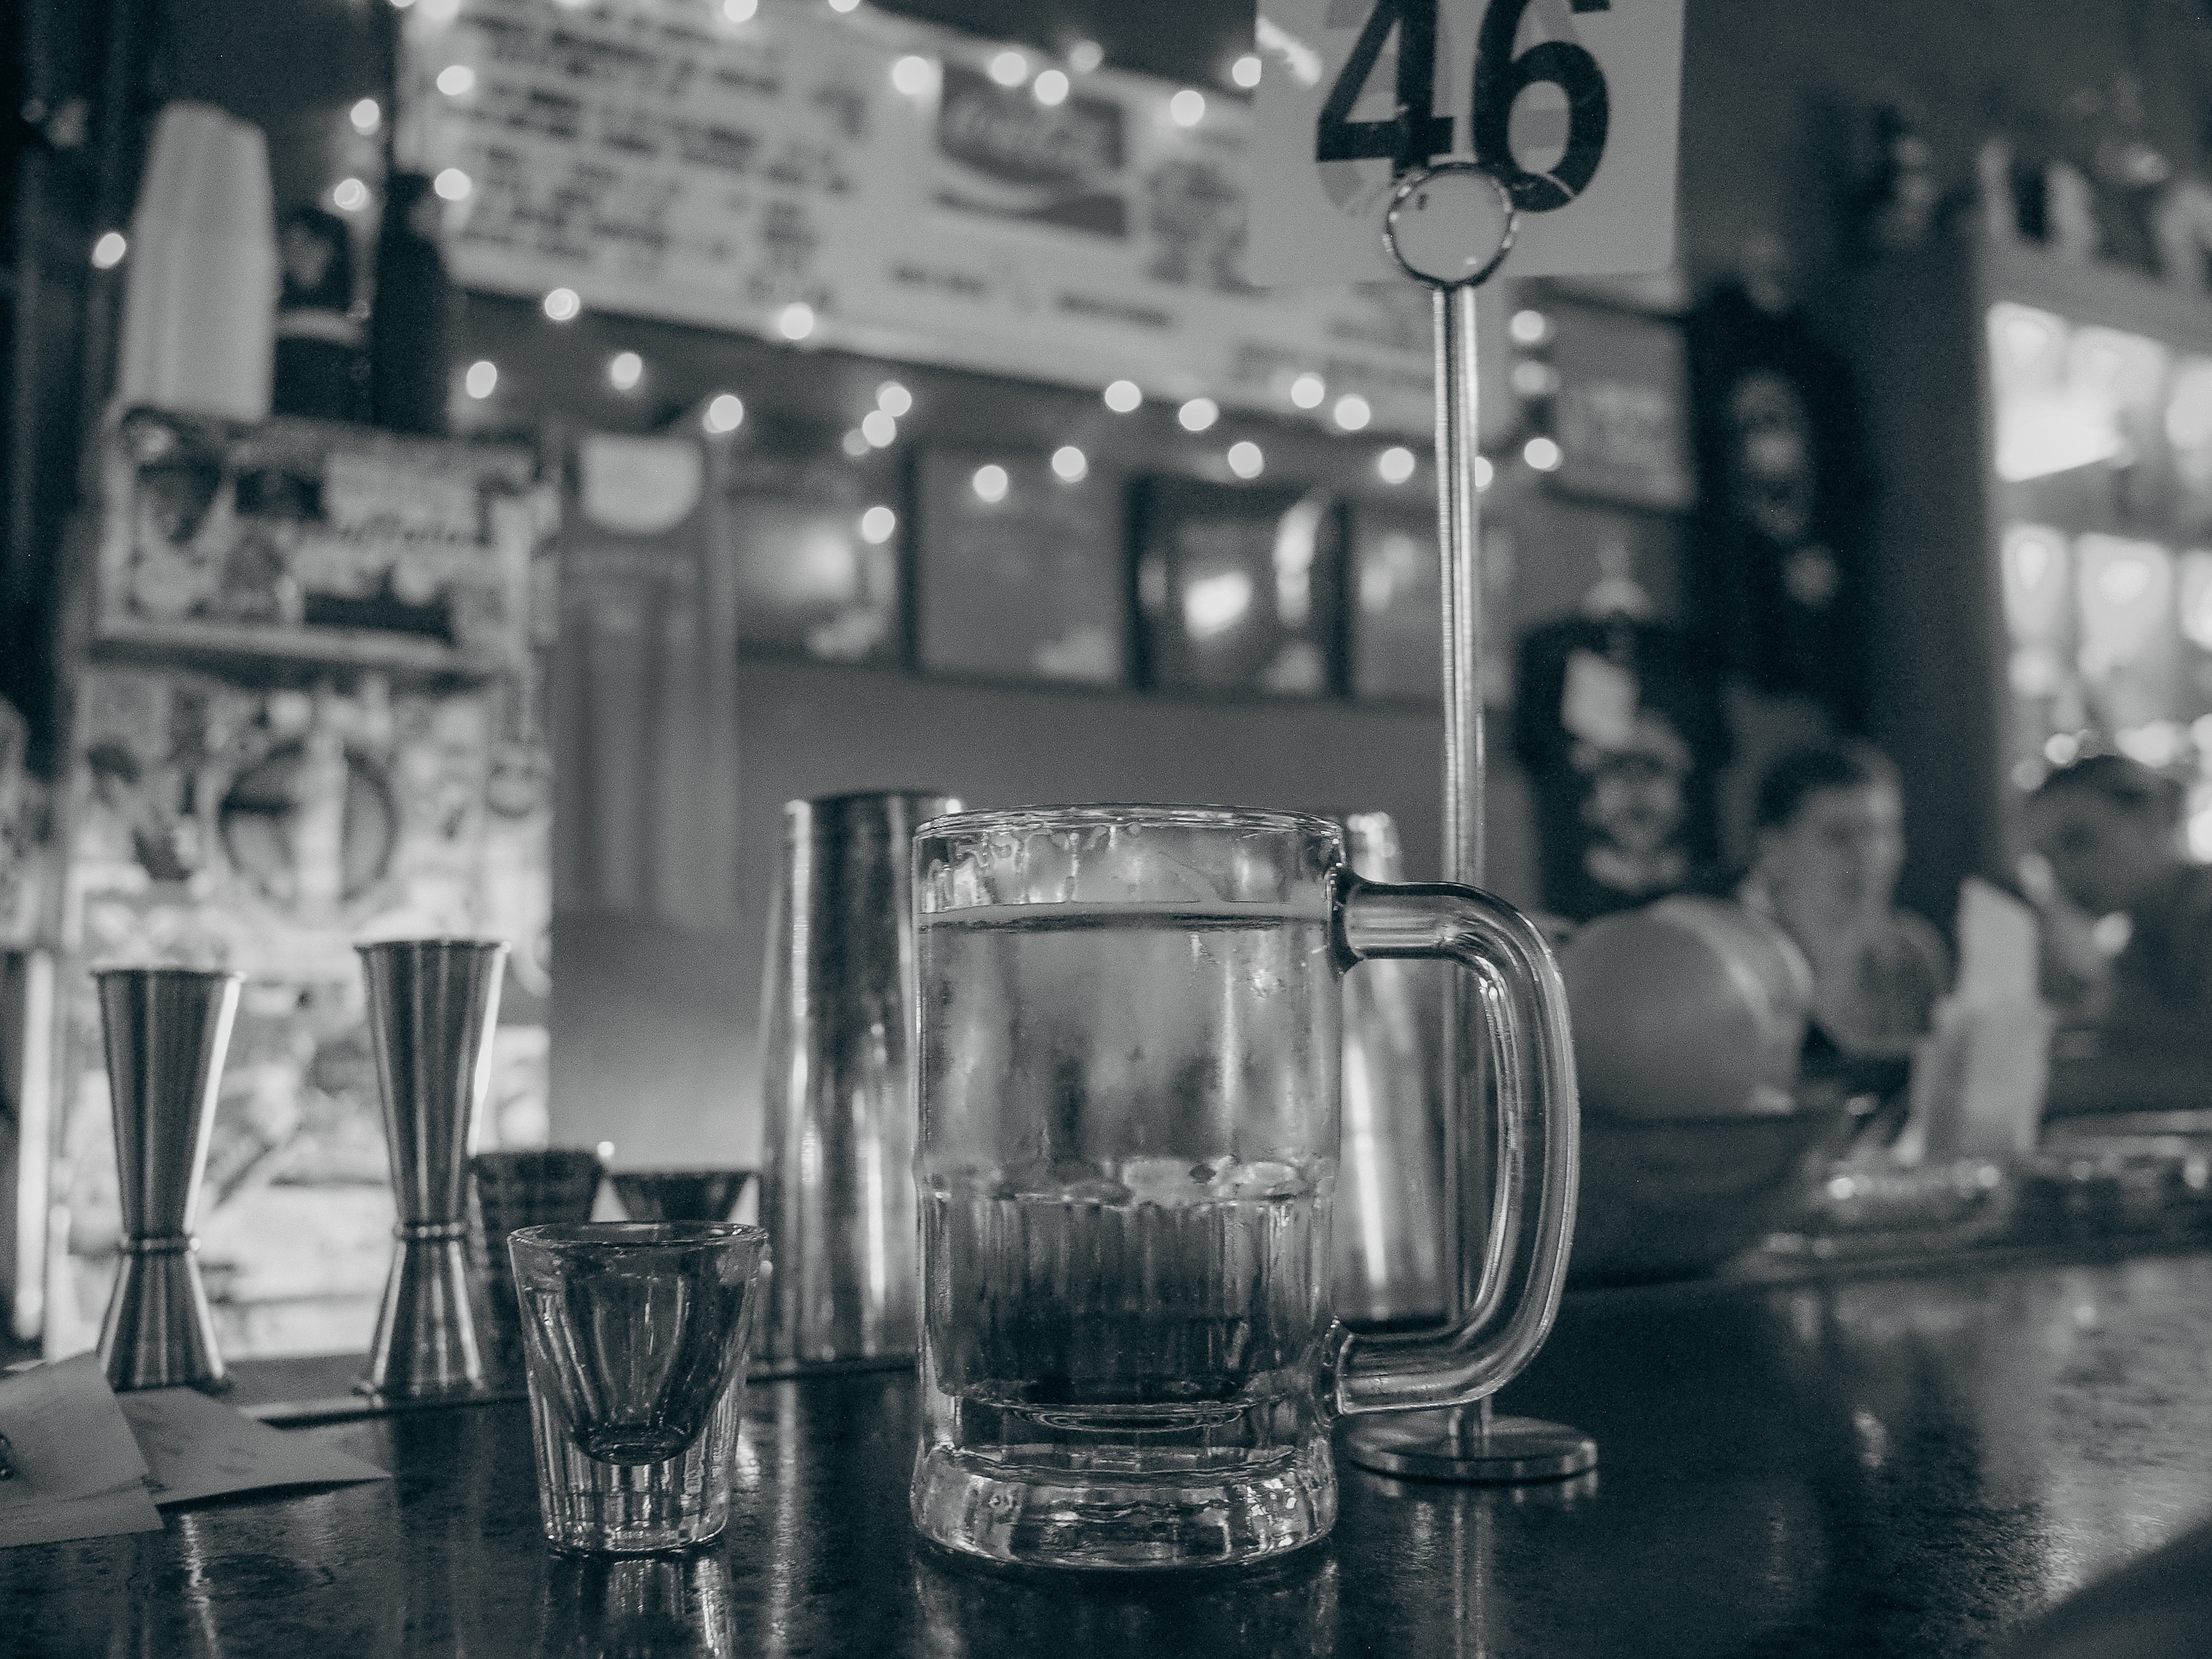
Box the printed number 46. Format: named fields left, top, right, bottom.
left=1315, top=0, right=1611, bottom=213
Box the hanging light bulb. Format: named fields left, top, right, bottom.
left=703, top=393, right=745, bottom=433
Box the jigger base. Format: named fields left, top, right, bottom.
left=358, top=1234, right=499, bottom=1403
left=99, top=1245, right=228, bottom=1393
left=1342, top=1410, right=1597, bottom=1483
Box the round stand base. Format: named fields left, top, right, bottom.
left=1342, top=1411, right=1597, bottom=1484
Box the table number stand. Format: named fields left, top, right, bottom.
left=1341, top=164, right=1597, bottom=1484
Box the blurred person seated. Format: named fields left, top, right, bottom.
left=2027, top=754, right=2212, bottom=1117
left=1737, top=742, right=1949, bottom=1112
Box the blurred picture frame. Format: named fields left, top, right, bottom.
left=1348, top=498, right=1442, bottom=704
left=1135, top=476, right=1344, bottom=699
left=719, top=443, right=901, bottom=666
left=912, top=448, right=1127, bottom=687
left=1544, top=301, right=1697, bottom=514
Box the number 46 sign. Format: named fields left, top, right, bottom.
left=1249, top=0, right=1685, bottom=283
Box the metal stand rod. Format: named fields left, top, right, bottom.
left=1437, top=281, right=1499, bottom=1453
left=1437, top=280, right=1485, bottom=891
left=1344, top=162, right=1595, bottom=1486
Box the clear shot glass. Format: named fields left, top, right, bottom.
left=508, top=1222, right=768, bottom=1555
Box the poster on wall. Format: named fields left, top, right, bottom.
left=396, top=0, right=1445, bottom=434
left=554, top=431, right=743, bottom=931
left=719, top=442, right=901, bottom=666
left=95, top=409, right=552, bottom=676
left=0, top=698, right=52, bottom=948
left=1544, top=302, right=1696, bottom=513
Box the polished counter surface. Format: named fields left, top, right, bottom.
left=9, top=1247, right=2212, bottom=1658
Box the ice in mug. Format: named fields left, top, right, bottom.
left=913, top=902, right=1339, bottom=1566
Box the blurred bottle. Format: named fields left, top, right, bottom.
left=370, top=174, right=450, bottom=435
left=273, top=205, right=369, bottom=422
left=118, top=103, right=276, bottom=423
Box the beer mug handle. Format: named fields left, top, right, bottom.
left=1325, top=874, right=1580, bottom=1417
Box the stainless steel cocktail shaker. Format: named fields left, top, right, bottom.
left=759, top=790, right=957, bottom=1365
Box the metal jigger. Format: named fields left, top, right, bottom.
left=96, top=967, right=244, bottom=1392
left=358, top=938, right=509, bottom=1401
left=1342, top=164, right=1596, bottom=1485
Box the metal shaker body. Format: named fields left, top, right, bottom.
left=95, top=967, right=243, bottom=1391
left=1334, top=812, right=1449, bottom=1327
left=760, top=791, right=957, bottom=1365
left=357, top=937, right=508, bottom=1399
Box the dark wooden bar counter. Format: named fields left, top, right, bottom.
left=9, top=1245, right=2211, bottom=1657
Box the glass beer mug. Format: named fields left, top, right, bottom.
left=910, top=806, right=1578, bottom=1570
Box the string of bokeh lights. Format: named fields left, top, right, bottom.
left=86, top=0, right=1563, bottom=529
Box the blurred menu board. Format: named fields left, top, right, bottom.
left=398, top=0, right=1435, bottom=431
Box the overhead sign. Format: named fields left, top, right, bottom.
left=1249, top=0, right=1685, bottom=284
left=399, top=0, right=1445, bottom=432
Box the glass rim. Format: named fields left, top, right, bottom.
left=914, top=803, right=1340, bottom=842
left=353, top=936, right=512, bottom=953
left=507, top=1221, right=767, bottom=1252
left=89, top=964, right=245, bottom=982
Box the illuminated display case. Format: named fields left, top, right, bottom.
left=1840, top=237, right=2212, bottom=919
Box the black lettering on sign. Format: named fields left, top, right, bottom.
left=1471, top=0, right=1609, bottom=211
left=1315, top=0, right=1453, bottom=175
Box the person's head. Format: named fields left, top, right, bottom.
left=1577, top=714, right=1691, bottom=857
left=2027, top=753, right=2184, bottom=917
left=1752, top=740, right=1907, bottom=921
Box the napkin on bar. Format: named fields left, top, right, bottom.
left=0, top=1353, right=166, bottom=1548
left=117, top=1385, right=389, bottom=1506
left=1903, top=877, right=2050, bottom=1163
left=0, top=1354, right=392, bottom=1548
